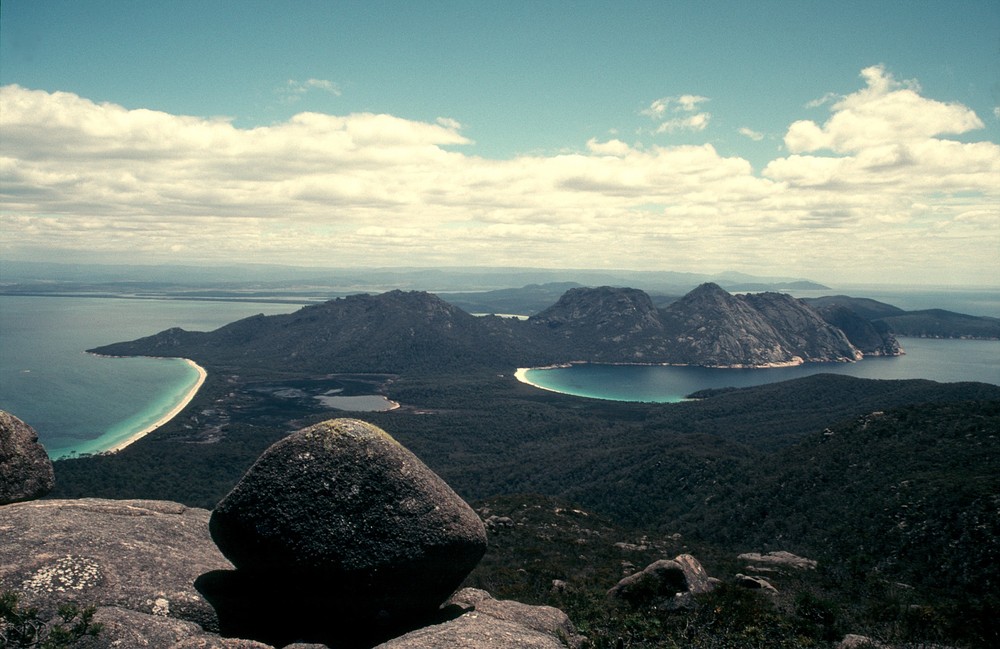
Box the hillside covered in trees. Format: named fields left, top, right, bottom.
left=42, top=284, right=1000, bottom=646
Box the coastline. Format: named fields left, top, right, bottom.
left=103, top=358, right=207, bottom=454
left=514, top=367, right=553, bottom=393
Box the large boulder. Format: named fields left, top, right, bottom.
left=0, top=410, right=55, bottom=504
left=0, top=498, right=231, bottom=632
left=204, top=418, right=487, bottom=646
left=607, top=554, right=715, bottom=608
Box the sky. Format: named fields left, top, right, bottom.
left=1, top=1, right=998, bottom=287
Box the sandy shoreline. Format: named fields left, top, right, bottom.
left=104, top=358, right=207, bottom=454
left=513, top=366, right=573, bottom=396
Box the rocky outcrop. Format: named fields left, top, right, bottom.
left=607, top=554, right=715, bottom=608
left=0, top=432, right=580, bottom=648
left=376, top=588, right=586, bottom=649
left=0, top=498, right=230, bottom=632
left=204, top=418, right=488, bottom=647
left=527, top=283, right=864, bottom=366
left=83, top=606, right=273, bottom=648
left=735, top=573, right=778, bottom=593
left=737, top=550, right=818, bottom=570
left=529, top=286, right=671, bottom=361
left=0, top=410, right=55, bottom=504
left=659, top=284, right=861, bottom=367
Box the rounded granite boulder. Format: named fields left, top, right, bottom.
left=0, top=410, right=55, bottom=505
left=208, top=418, right=486, bottom=632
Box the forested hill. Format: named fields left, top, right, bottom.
left=91, top=283, right=899, bottom=371
left=804, top=295, right=1000, bottom=340
left=91, top=290, right=540, bottom=373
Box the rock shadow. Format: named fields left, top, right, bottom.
left=195, top=569, right=466, bottom=648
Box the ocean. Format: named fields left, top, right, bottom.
left=1, top=287, right=997, bottom=458
left=0, top=296, right=301, bottom=458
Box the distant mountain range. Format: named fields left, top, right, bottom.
left=91, top=283, right=911, bottom=371
left=1, top=260, right=828, bottom=298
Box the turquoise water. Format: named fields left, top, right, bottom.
left=522, top=337, right=1000, bottom=403
left=0, top=296, right=301, bottom=458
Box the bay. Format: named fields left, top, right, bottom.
left=2, top=287, right=998, bottom=457
left=0, top=296, right=301, bottom=458
left=520, top=337, right=1000, bottom=403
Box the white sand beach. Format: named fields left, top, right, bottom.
left=513, top=366, right=570, bottom=394
left=105, top=359, right=207, bottom=453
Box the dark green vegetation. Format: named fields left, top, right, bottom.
left=0, top=591, right=102, bottom=648
left=878, top=309, right=1000, bottom=339
left=46, top=285, right=1000, bottom=647
left=51, top=367, right=1000, bottom=647
left=804, top=295, right=1000, bottom=340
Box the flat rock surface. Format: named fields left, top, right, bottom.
left=0, top=498, right=231, bottom=632
left=374, top=588, right=585, bottom=649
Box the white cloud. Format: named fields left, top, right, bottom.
left=640, top=97, right=668, bottom=119
left=641, top=95, right=710, bottom=134
left=654, top=113, right=711, bottom=133
left=586, top=138, right=632, bottom=156
left=1, top=73, right=997, bottom=285
left=805, top=92, right=839, bottom=109
left=738, top=127, right=764, bottom=141
left=784, top=65, right=984, bottom=154
left=675, top=94, right=709, bottom=112
left=280, top=78, right=342, bottom=103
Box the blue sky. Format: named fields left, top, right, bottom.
left=1, top=1, right=998, bottom=286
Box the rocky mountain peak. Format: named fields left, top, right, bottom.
left=682, top=281, right=730, bottom=301
left=530, top=286, right=661, bottom=331
left=660, top=284, right=861, bottom=366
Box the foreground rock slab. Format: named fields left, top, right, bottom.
left=206, top=418, right=488, bottom=646
left=0, top=498, right=231, bottom=632
left=374, top=588, right=586, bottom=649
left=0, top=410, right=55, bottom=505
